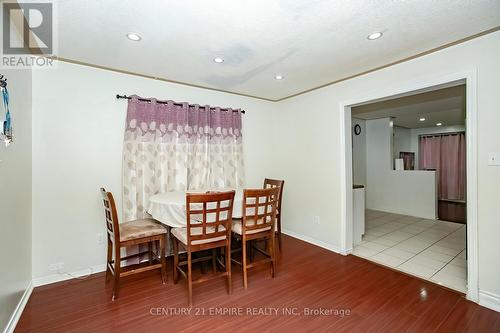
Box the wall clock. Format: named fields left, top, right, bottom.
left=354, top=124, right=361, bottom=135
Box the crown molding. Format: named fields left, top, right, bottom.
left=47, top=26, right=500, bottom=103
left=276, top=26, right=500, bottom=102
left=48, top=56, right=276, bottom=102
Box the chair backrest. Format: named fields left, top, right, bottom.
left=100, top=188, right=120, bottom=243
left=263, top=178, right=284, bottom=213
left=185, top=190, right=236, bottom=246
left=242, top=187, right=280, bottom=234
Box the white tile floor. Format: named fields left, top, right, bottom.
left=353, top=209, right=467, bottom=292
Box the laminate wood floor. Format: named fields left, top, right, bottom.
left=16, top=235, right=500, bottom=332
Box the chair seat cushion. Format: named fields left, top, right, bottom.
left=120, top=218, right=166, bottom=242
left=172, top=225, right=227, bottom=245
left=232, top=218, right=271, bottom=235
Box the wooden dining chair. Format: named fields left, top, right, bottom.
left=232, top=187, right=280, bottom=289
left=263, top=178, right=285, bottom=253
left=172, top=191, right=235, bottom=306
left=100, top=188, right=167, bottom=300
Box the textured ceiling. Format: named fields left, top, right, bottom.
left=56, top=0, right=500, bottom=100
left=352, top=85, right=466, bottom=129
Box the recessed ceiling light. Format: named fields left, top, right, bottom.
left=126, top=33, right=141, bottom=41
left=367, top=32, right=383, bottom=40
left=436, top=122, right=442, bottom=126
left=274, top=75, right=284, bottom=80
left=213, top=57, right=224, bottom=63
left=419, top=117, right=426, bottom=122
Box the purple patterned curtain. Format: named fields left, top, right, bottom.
left=123, top=96, right=245, bottom=221
left=419, top=132, right=466, bottom=222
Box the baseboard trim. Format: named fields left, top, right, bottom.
left=479, top=290, right=500, bottom=313
left=282, top=229, right=346, bottom=255
left=32, top=264, right=106, bottom=287
left=365, top=206, right=436, bottom=220
left=3, top=281, right=33, bottom=333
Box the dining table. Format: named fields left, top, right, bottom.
left=148, top=188, right=244, bottom=228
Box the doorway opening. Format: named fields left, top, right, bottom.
left=339, top=72, right=478, bottom=302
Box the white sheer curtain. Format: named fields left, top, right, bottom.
left=123, top=99, right=188, bottom=221
left=209, top=107, right=245, bottom=189
left=187, top=105, right=211, bottom=190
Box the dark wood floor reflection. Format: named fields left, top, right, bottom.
left=16, top=235, right=499, bottom=332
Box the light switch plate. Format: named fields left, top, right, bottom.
left=488, top=153, right=500, bottom=166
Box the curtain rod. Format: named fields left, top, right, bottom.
left=419, top=131, right=465, bottom=138
left=116, top=94, right=245, bottom=114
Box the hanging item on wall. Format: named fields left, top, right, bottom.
left=0, top=74, right=12, bottom=147
left=354, top=124, right=362, bottom=135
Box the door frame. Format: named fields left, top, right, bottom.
left=339, top=69, right=478, bottom=302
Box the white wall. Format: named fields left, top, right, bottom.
left=0, top=69, right=32, bottom=331
left=31, top=61, right=276, bottom=279
left=367, top=118, right=393, bottom=171
left=410, top=125, right=466, bottom=167
left=275, top=31, right=500, bottom=298
left=365, top=118, right=436, bottom=218
left=393, top=125, right=412, bottom=162
left=351, top=118, right=366, bottom=185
